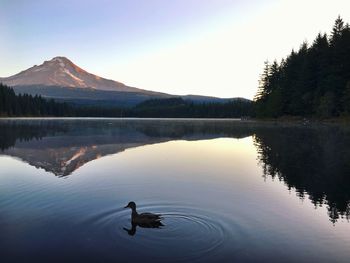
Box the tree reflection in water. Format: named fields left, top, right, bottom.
left=1, top=119, right=350, bottom=223
left=253, top=125, right=350, bottom=223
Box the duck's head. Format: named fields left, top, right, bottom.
left=124, top=201, right=136, bottom=210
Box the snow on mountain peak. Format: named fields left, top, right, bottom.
left=51, top=56, right=70, bottom=63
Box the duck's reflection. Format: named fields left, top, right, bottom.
left=123, top=201, right=164, bottom=236
left=123, top=221, right=164, bottom=236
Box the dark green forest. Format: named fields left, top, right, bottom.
left=255, top=16, right=350, bottom=118
left=0, top=83, right=252, bottom=118
left=0, top=83, right=73, bottom=116
left=132, top=97, right=252, bottom=118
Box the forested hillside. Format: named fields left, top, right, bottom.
left=255, top=17, right=350, bottom=118
left=0, top=83, right=73, bottom=116
left=0, top=83, right=252, bottom=118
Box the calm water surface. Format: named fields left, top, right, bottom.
left=1, top=119, right=350, bottom=262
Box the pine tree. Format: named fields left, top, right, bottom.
left=330, top=16, right=345, bottom=45
left=254, top=60, right=270, bottom=102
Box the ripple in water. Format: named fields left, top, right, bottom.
left=81, top=203, right=246, bottom=262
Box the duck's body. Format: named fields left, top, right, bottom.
left=125, top=201, right=163, bottom=225
left=132, top=212, right=162, bottom=224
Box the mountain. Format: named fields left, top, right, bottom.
left=0, top=56, right=240, bottom=107
left=1, top=57, right=148, bottom=93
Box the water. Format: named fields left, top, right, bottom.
left=1, top=119, right=350, bottom=262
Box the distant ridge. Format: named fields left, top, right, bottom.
left=0, top=56, right=245, bottom=107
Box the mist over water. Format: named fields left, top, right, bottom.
left=1, top=119, right=350, bottom=262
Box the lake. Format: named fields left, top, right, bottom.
left=1, top=119, right=350, bottom=262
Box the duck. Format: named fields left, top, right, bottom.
left=124, top=201, right=163, bottom=225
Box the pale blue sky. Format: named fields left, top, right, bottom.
left=1, top=0, right=350, bottom=98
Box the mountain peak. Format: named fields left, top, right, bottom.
left=49, top=56, right=75, bottom=66
left=52, top=56, right=69, bottom=61
left=41, top=56, right=86, bottom=75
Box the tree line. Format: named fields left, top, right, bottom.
left=0, top=83, right=73, bottom=116
left=255, top=16, right=350, bottom=118
left=0, top=83, right=253, bottom=118
left=132, top=97, right=253, bottom=118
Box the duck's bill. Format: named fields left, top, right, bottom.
left=124, top=205, right=128, bottom=208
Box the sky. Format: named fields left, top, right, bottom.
left=1, top=0, right=350, bottom=99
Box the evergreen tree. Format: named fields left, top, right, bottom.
left=254, top=16, right=350, bottom=118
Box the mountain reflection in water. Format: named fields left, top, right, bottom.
left=0, top=119, right=253, bottom=177
left=1, top=119, right=350, bottom=223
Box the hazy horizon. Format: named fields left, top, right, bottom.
left=1, top=0, right=350, bottom=99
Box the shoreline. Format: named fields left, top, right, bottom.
left=0, top=116, right=349, bottom=125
